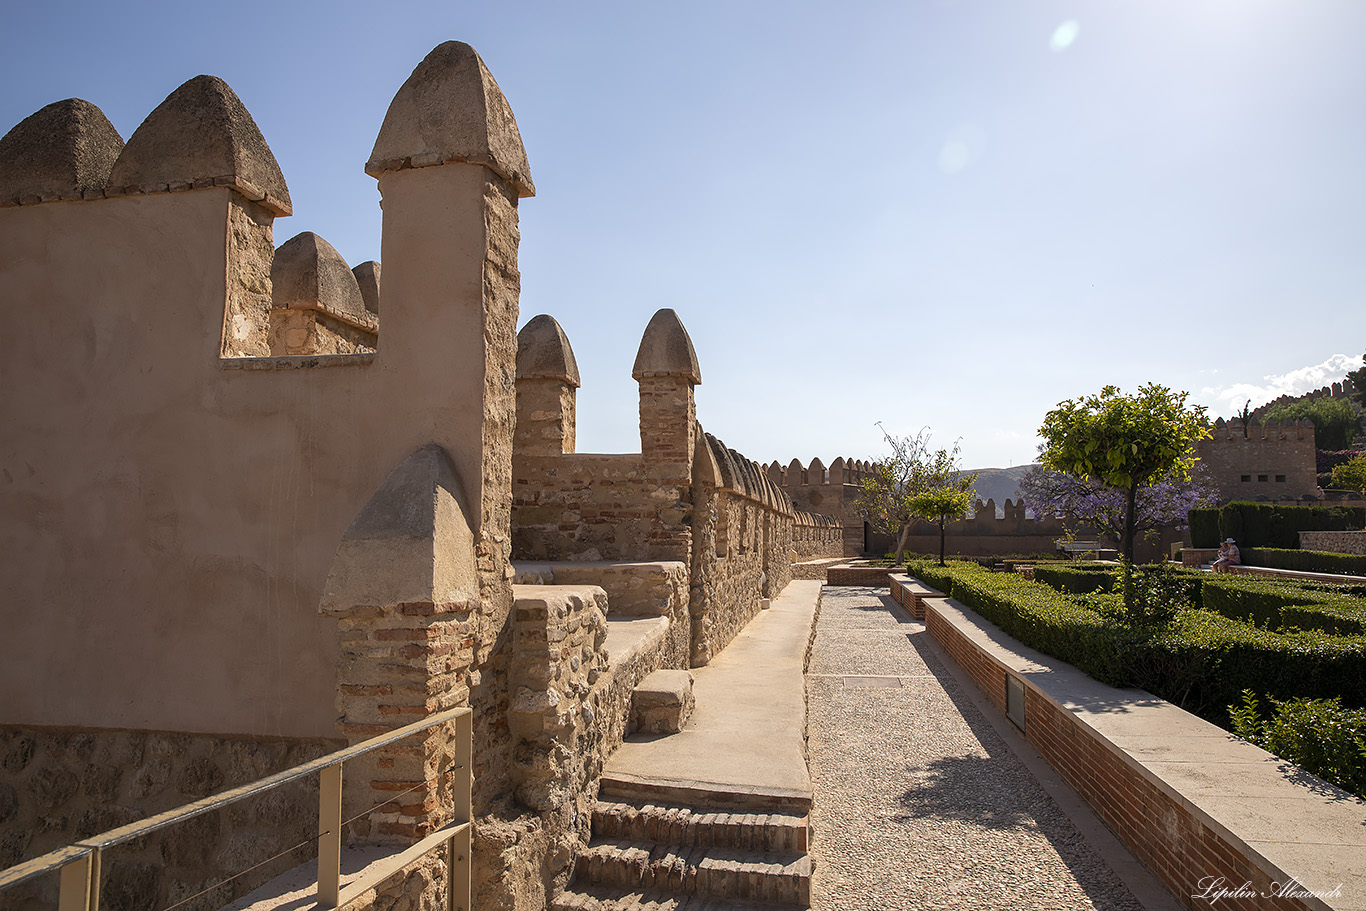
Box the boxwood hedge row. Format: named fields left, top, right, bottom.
left=908, top=561, right=1366, bottom=725
left=1240, top=547, right=1366, bottom=577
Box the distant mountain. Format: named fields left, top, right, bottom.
left=959, top=464, right=1037, bottom=517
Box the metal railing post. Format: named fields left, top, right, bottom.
left=318, top=762, right=343, bottom=907
left=56, top=851, right=92, bottom=911
left=448, top=710, right=472, bottom=911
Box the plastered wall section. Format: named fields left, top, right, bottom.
left=0, top=164, right=514, bottom=740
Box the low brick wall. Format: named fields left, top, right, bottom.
left=923, top=594, right=1362, bottom=911
left=1181, top=548, right=1219, bottom=567
left=887, top=575, right=944, bottom=622
left=824, top=564, right=899, bottom=586
left=1300, top=531, right=1366, bottom=555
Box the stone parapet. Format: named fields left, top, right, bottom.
left=508, top=585, right=609, bottom=815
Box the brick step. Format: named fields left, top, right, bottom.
left=552, top=884, right=802, bottom=911
left=575, top=839, right=810, bottom=906
left=592, top=799, right=809, bottom=854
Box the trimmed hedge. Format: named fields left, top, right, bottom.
left=1242, top=547, right=1366, bottom=577
left=908, top=560, right=1131, bottom=685
left=1216, top=502, right=1366, bottom=549
left=909, top=561, right=1366, bottom=725
left=1189, top=508, right=1221, bottom=548
left=1032, top=565, right=1116, bottom=595
left=1202, top=576, right=1366, bottom=636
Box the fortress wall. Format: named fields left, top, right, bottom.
left=512, top=314, right=837, bottom=667
left=1196, top=419, right=1320, bottom=503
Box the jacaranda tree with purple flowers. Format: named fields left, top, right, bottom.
left=1018, top=464, right=1219, bottom=552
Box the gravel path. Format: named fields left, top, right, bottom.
left=806, top=585, right=1148, bottom=911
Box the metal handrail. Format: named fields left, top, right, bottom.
left=0, top=706, right=472, bottom=911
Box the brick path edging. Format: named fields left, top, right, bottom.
left=920, top=591, right=1355, bottom=911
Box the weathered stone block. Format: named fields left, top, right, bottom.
left=631, top=670, right=695, bottom=735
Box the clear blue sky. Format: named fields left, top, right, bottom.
left=5, top=1, right=1362, bottom=469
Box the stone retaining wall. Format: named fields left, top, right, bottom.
left=1300, top=531, right=1366, bottom=555
left=0, top=728, right=338, bottom=911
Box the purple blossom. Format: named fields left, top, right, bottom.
left=1018, top=464, right=1218, bottom=543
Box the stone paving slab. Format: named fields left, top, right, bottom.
left=602, top=581, right=819, bottom=807
left=806, top=585, right=1170, bottom=911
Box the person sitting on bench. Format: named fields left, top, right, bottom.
left=1212, top=538, right=1241, bottom=573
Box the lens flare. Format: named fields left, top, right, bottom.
left=1050, top=19, right=1080, bottom=52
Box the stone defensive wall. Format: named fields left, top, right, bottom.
left=511, top=311, right=842, bottom=667
left=0, top=40, right=843, bottom=911
left=774, top=453, right=1076, bottom=558
left=1196, top=418, right=1319, bottom=504
left=767, top=457, right=874, bottom=556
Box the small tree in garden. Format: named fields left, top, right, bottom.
left=1037, top=384, right=1210, bottom=619
left=855, top=428, right=976, bottom=565
left=910, top=486, right=976, bottom=566
left=855, top=427, right=931, bottom=565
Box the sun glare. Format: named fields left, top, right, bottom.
left=1050, top=19, right=1080, bottom=52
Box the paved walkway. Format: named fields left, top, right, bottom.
left=602, top=580, right=819, bottom=806
left=807, top=585, right=1176, bottom=911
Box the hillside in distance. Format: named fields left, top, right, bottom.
left=960, top=464, right=1037, bottom=517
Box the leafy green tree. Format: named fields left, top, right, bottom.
left=1264, top=396, right=1361, bottom=450
left=855, top=429, right=976, bottom=565
left=1038, top=384, right=1210, bottom=616
left=1346, top=354, right=1366, bottom=409
left=1330, top=453, right=1366, bottom=496
left=910, top=484, right=976, bottom=566
left=855, top=428, right=931, bottom=565
left=1235, top=399, right=1253, bottom=439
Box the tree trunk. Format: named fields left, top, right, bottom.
left=895, top=523, right=911, bottom=566
left=1122, top=481, right=1138, bottom=614
left=937, top=516, right=947, bottom=566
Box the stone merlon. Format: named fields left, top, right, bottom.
left=108, top=74, right=291, bottom=215
left=632, top=308, right=702, bottom=383
left=517, top=314, right=581, bottom=386
left=353, top=261, right=381, bottom=315
left=272, top=231, right=375, bottom=330
left=366, top=40, right=535, bottom=197
left=0, top=98, right=124, bottom=201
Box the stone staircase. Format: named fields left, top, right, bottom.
left=553, top=789, right=812, bottom=910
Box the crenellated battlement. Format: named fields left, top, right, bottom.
left=1196, top=418, right=1319, bottom=502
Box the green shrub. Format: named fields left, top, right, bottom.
left=1188, top=508, right=1221, bottom=548
left=1218, top=502, right=1366, bottom=549
left=1033, top=565, right=1116, bottom=595
left=1135, top=610, right=1366, bottom=723
left=906, top=561, right=1366, bottom=726
left=1242, top=547, right=1366, bottom=577
left=1202, top=576, right=1366, bottom=636
left=1230, top=691, right=1366, bottom=800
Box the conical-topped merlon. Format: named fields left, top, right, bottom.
left=632, top=309, right=701, bottom=384
left=0, top=98, right=123, bottom=202
left=108, top=74, right=291, bottom=215
left=367, top=40, right=534, bottom=197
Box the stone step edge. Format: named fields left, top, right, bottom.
left=592, top=799, right=809, bottom=853
left=599, top=773, right=813, bottom=812
left=553, top=884, right=809, bottom=911
left=576, top=839, right=811, bottom=905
